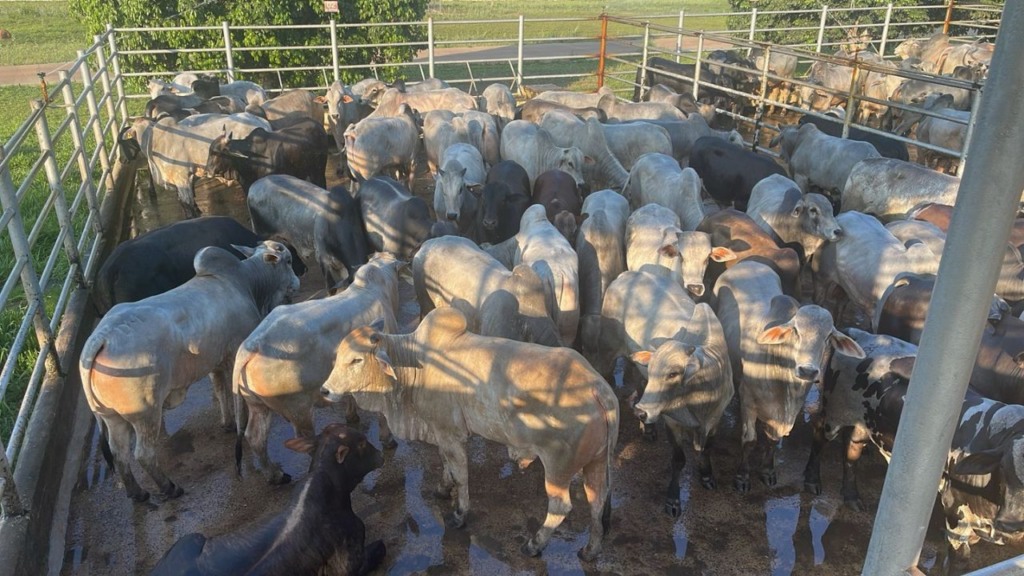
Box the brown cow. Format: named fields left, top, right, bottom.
left=910, top=202, right=1024, bottom=252
left=532, top=169, right=584, bottom=245
left=697, top=209, right=801, bottom=298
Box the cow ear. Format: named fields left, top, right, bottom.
left=374, top=348, right=397, bottom=380
left=467, top=184, right=482, bottom=196
left=953, top=448, right=1004, bottom=476
left=757, top=323, right=793, bottom=345
left=231, top=244, right=256, bottom=258
left=710, top=246, right=738, bottom=262
left=631, top=350, right=653, bottom=366
left=335, top=444, right=350, bottom=464
left=369, top=317, right=386, bottom=333
left=658, top=243, right=680, bottom=258
left=262, top=251, right=282, bottom=264
left=830, top=328, right=866, bottom=359
left=583, top=155, right=595, bottom=165
left=284, top=435, right=316, bottom=454
left=314, top=95, right=327, bottom=104
left=1014, top=351, right=1024, bottom=369
left=342, top=94, right=354, bottom=103
left=791, top=200, right=805, bottom=217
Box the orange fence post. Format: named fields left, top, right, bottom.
left=597, top=13, right=609, bottom=89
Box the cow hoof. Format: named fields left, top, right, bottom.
left=577, top=545, right=600, bottom=562
left=433, top=485, right=452, bottom=500
left=269, top=472, right=292, bottom=486
left=664, top=499, right=682, bottom=518
left=734, top=475, right=750, bottom=493
left=844, top=498, right=864, bottom=512
left=447, top=510, right=467, bottom=529
left=129, top=490, right=150, bottom=503
left=760, top=471, right=777, bottom=487
left=804, top=480, right=822, bottom=495
left=521, top=540, right=543, bottom=557
left=365, top=539, right=387, bottom=570
left=700, top=475, right=716, bottom=490
left=163, top=484, right=185, bottom=499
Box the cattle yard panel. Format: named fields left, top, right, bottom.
left=0, top=31, right=127, bottom=517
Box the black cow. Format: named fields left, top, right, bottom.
left=634, top=57, right=750, bottom=115
left=206, top=117, right=329, bottom=193
left=689, top=136, right=786, bottom=211
left=477, top=160, right=532, bottom=245
left=93, top=216, right=305, bottom=316
left=149, top=425, right=386, bottom=576
left=798, top=113, right=910, bottom=162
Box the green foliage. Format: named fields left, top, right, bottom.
left=67, top=0, right=429, bottom=89
left=726, top=0, right=952, bottom=53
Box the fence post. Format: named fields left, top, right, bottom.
left=879, top=4, right=894, bottom=58
left=748, top=8, right=758, bottom=48
left=330, top=19, right=340, bottom=84
left=34, top=93, right=85, bottom=289
left=427, top=17, right=435, bottom=79
left=692, top=32, right=705, bottom=100
left=94, top=34, right=119, bottom=151
left=516, top=15, right=525, bottom=93
left=597, top=13, right=609, bottom=89
left=957, top=85, right=983, bottom=176
left=75, top=54, right=110, bottom=224
left=639, top=22, right=651, bottom=97
left=105, top=25, right=129, bottom=126
left=752, top=44, right=772, bottom=151
left=222, top=21, right=235, bottom=82
left=816, top=7, right=829, bottom=53
left=943, top=0, right=956, bottom=34
left=842, top=62, right=861, bottom=139
left=676, top=10, right=685, bottom=63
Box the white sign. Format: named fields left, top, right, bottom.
left=323, top=1, right=339, bottom=13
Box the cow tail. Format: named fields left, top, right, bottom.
left=79, top=334, right=116, bottom=469
left=232, top=349, right=252, bottom=478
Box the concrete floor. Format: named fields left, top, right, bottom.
left=60, top=151, right=1017, bottom=575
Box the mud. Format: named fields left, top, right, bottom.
left=62, top=151, right=1017, bottom=575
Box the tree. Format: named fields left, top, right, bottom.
left=726, top=0, right=957, bottom=53
left=69, top=0, right=429, bottom=90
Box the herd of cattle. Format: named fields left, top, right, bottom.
left=82, top=33, right=1018, bottom=574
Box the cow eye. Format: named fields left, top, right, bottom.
left=350, top=357, right=363, bottom=366
left=667, top=371, right=681, bottom=380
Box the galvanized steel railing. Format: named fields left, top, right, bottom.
left=0, top=30, right=127, bottom=517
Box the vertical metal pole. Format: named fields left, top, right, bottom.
left=0, top=440, right=26, bottom=517
left=842, top=63, right=860, bottom=139
left=816, top=7, right=829, bottom=53
left=427, top=17, right=435, bottom=79
left=943, top=0, right=956, bottom=35
left=330, top=19, right=340, bottom=84
left=0, top=124, right=58, bottom=376
left=222, top=21, right=235, bottom=82
left=106, top=25, right=128, bottom=125
left=676, top=10, right=685, bottom=63
left=752, top=44, right=772, bottom=152
left=747, top=8, right=758, bottom=55
left=956, top=86, right=983, bottom=177
left=692, top=33, right=705, bottom=100
left=94, top=34, right=119, bottom=149
left=879, top=4, right=894, bottom=58
left=516, top=15, right=525, bottom=92
left=597, top=14, right=609, bottom=89
left=639, top=22, right=651, bottom=96
left=862, top=3, right=1024, bottom=574
left=33, top=94, right=84, bottom=288
left=75, top=53, right=110, bottom=222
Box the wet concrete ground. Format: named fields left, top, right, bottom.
left=62, top=151, right=1013, bottom=575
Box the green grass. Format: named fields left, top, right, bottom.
left=0, top=2, right=89, bottom=66
left=0, top=83, right=105, bottom=452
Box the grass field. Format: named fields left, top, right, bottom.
left=0, top=2, right=90, bottom=66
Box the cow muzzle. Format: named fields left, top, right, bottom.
left=482, top=218, right=497, bottom=230
left=320, top=386, right=344, bottom=403
left=796, top=365, right=820, bottom=382
left=686, top=284, right=705, bottom=298
left=446, top=212, right=459, bottom=221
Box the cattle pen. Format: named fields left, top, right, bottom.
left=0, top=2, right=1017, bottom=575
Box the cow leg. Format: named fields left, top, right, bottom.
left=377, top=414, right=396, bottom=450
left=841, top=426, right=868, bottom=511
left=735, top=398, right=758, bottom=492
left=104, top=417, right=149, bottom=502
left=578, top=457, right=611, bottom=562
left=133, top=414, right=184, bottom=499
left=210, top=367, right=234, bottom=432
left=437, top=443, right=470, bottom=528
left=663, top=419, right=688, bottom=517
left=244, top=400, right=291, bottom=485
left=176, top=184, right=201, bottom=219
left=698, top=432, right=717, bottom=490
left=803, top=417, right=829, bottom=495
left=522, top=474, right=573, bottom=557
left=759, top=432, right=778, bottom=488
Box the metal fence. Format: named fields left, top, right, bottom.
left=0, top=29, right=127, bottom=516
left=0, top=0, right=1003, bottom=532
